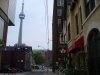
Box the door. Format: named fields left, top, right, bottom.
left=88, top=28, right=100, bottom=75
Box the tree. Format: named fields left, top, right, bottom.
left=48, top=60, right=52, bottom=66
left=0, top=39, right=4, bottom=47
left=33, top=52, right=45, bottom=65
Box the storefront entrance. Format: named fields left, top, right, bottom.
left=88, top=28, right=100, bottom=75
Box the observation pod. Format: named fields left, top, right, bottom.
left=19, top=12, right=25, bottom=19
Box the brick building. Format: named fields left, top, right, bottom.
left=52, top=0, right=72, bottom=72
left=1, top=46, right=33, bottom=71
left=45, top=50, right=52, bottom=61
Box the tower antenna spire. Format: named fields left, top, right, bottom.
left=22, top=0, right=24, bottom=12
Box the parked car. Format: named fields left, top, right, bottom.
left=0, top=68, right=14, bottom=73
left=42, top=66, right=45, bottom=70
left=15, top=68, right=22, bottom=72
left=11, top=68, right=17, bottom=72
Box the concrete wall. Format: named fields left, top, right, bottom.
left=0, top=0, right=9, bottom=15
left=66, top=0, right=84, bottom=49
left=64, top=0, right=100, bottom=65
left=83, top=3, right=100, bottom=52
left=0, top=17, right=4, bottom=39
left=8, top=0, right=17, bottom=25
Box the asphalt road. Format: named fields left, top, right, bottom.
left=0, top=69, right=52, bottom=75
left=22, top=70, right=45, bottom=75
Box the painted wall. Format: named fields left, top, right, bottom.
left=0, top=0, right=8, bottom=15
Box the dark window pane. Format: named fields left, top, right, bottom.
left=84, top=0, right=95, bottom=17
left=75, top=14, right=79, bottom=34
left=90, top=0, right=95, bottom=10
left=68, top=23, right=71, bottom=41
left=79, top=7, right=83, bottom=29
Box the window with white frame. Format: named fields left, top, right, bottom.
left=57, top=0, right=64, bottom=6
left=85, top=0, right=95, bottom=17
left=58, top=19, right=61, bottom=26
left=57, top=9, right=62, bottom=16
left=57, top=0, right=60, bottom=6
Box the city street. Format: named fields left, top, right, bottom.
left=0, top=69, right=55, bottom=75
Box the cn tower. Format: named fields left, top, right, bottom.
left=18, top=0, right=25, bottom=46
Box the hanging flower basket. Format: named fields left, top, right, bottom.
left=77, top=51, right=85, bottom=56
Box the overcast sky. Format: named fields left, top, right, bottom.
left=7, top=0, right=53, bottom=50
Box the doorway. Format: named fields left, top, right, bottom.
left=87, top=28, right=100, bottom=75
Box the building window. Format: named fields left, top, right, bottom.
left=58, top=19, right=62, bottom=32
left=57, top=9, right=62, bottom=16
left=85, top=0, right=95, bottom=17
left=79, top=7, right=83, bottom=29
left=57, top=0, right=64, bottom=6
left=68, top=23, right=71, bottom=41
left=64, top=34, right=66, bottom=43
left=57, top=19, right=61, bottom=26
left=75, top=14, right=79, bottom=35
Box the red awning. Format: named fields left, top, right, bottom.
left=68, top=36, right=84, bottom=53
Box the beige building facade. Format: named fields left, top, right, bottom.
left=59, top=0, right=100, bottom=74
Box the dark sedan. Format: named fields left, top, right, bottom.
left=0, top=68, right=14, bottom=73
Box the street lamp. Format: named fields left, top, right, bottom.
left=38, top=45, right=45, bottom=50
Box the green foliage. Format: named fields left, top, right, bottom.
left=66, top=54, right=88, bottom=75
left=33, top=52, right=46, bottom=65
left=59, top=60, right=67, bottom=69
left=0, top=39, right=4, bottom=47
left=48, top=60, right=52, bottom=66
left=60, top=64, right=88, bottom=75
left=58, top=52, right=89, bottom=75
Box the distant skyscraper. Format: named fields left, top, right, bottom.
left=17, top=0, right=25, bottom=46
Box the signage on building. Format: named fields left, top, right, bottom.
left=58, top=44, right=67, bottom=59
left=60, top=48, right=67, bottom=53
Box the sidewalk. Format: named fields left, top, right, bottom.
left=44, top=70, right=57, bottom=75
